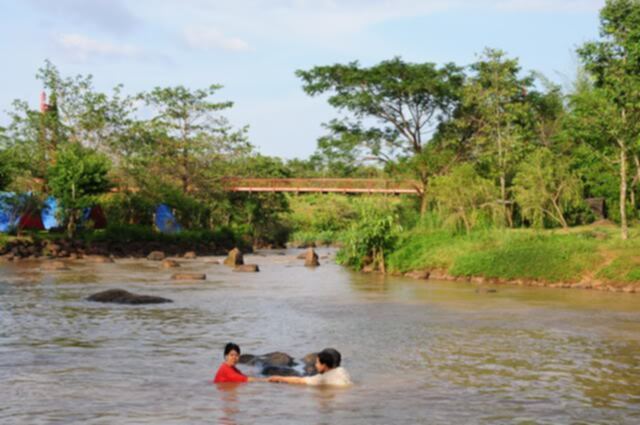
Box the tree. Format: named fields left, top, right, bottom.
left=47, top=144, right=111, bottom=237
left=577, top=0, right=640, bottom=239
left=297, top=58, right=464, bottom=213
left=4, top=61, right=133, bottom=187
left=513, top=149, right=583, bottom=228
left=139, top=85, right=251, bottom=194
left=456, top=49, right=534, bottom=227
left=429, top=164, right=499, bottom=233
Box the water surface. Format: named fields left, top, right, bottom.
left=1, top=250, right=639, bottom=424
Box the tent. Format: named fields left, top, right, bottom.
left=155, top=204, right=182, bottom=234
left=18, top=212, right=45, bottom=231
left=0, top=192, right=45, bottom=232
left=82, top=205, right=107, bottom=229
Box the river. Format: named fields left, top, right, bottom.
left=1, top=249, right=639, bottom=424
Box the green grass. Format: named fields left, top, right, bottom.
left=386, top=225, right=640, bottom=284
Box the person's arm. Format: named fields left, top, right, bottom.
left=268, top=375, right=309, bottom=385
left=248, top=376, right=269, bottom=383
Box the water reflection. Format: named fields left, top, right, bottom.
left=1, top=253, right=640, bottom=424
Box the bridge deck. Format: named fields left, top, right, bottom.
left=223, top=178, right=420, bottom=195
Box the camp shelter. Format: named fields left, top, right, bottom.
left=83, top=205, right=107, bottom=229
left=155, top=204, right=182, bottom=234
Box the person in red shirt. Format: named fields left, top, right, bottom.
left=213, top=342, right=265, bottom=383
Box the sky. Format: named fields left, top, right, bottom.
left=1, top=0, right=605, bottom=159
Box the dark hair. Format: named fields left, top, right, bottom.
left=321, top=348, right=341, bottom=367
left=224, top=342, right=241, bottom=356
left=317, top=351, right=336, bottom=369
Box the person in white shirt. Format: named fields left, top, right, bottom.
left=268, top=349, right=352, bottom=387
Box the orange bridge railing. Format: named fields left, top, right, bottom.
left=222, top=178, right=421, bottom=195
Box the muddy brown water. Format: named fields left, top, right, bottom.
left=1, top=250, right=639, bottom=424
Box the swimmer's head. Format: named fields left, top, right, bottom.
left=315, top=350, right=336, bottom=373
left=224, top=342, right=241, bottom=366
left=321, top=348, right=341, bottom=367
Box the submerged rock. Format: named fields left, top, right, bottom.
left=147, top=251, right=166, bottom=261
left=224, top=248, right=244, bottom=266
left=162, top=259, right=180, bottom=268
left=41, top=261, right=69, bottom=271
left=304, top=248, right=320, bottom=267
left=475, top=287, right=498, bottom=294
left=87, top=289, right=172, bottom=304
left=233, top=264, right=259, bottom=272
left=86, top=255, right=114, bottom=263
left=171, top=273, right=206, bottom=281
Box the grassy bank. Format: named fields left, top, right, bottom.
left=386, top=223, right=640, bottom=287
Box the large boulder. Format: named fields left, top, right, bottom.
left=87, top=289, right=172, bottom=305
left=304, top=248, right=320, bottom=267
left=233, top=264, right=259, bottom=272
left=261, top=352, right=295, bottom=367
left=147, top=251, right=166, bottom=261
left=238, top=352, right=295, bottom=367
left=171, top=273, right=206, bottom=281
left=261, top=366, right=301, bottom=377
left=224, top=248, right=244, bottom=266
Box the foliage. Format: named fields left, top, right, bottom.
left=297, top=58, right=464, bottom=210
left=576, top=0, right=640, bottom=239
left=428, top=164, right=499, bottom=233
left=47, top=143, right=111, bottom=237
left=337, top=201, right=402, bottom=271
left=513, top=149, right=583, bottom=228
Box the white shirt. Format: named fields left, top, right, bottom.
left=303, top=367, right=352, bottom=387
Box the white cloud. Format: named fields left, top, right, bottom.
left=183, top=26, right=250, bottom=52
left=55, top=33, right=143, bottom=61
left=494, top=0, right=603, bottom=12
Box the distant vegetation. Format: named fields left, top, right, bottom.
left=1, top=1, right=639, bottom=285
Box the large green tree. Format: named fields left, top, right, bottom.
left=139, top=85, right=251, bottom=195
left=297, top=58, right=464, bottom=213
left=577, top=0, right=640, bottom=239
left=454, top=49, right=535, bottom=227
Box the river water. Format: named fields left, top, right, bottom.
left=1, top=249, right=639, bottom=424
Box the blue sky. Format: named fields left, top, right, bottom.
left=1, top=0, right=604, bottom=159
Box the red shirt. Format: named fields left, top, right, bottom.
left=213, top=363, right=249, bottom=383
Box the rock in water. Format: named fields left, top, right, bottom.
left=183, top=251, right=197, bottom=259
left=87, top=255, right=114, bottom=263
left=304, top=248, right=320, bottom=267
left=262, top=352, right=295, bottom=367
left=233, top=264, right=259, bottom=272
left=41, top=261, right=69, bottom=271
left=224, top=248, right=244, bottom=266
left=171, top=273, right=206, bottom=281
left=261, top=366, right=301, bottom=377
left=87, top=289, right=172, bottom=304
left=162, top=259, right=180, bottom=268
left=147, top=251, right=166, bottom=261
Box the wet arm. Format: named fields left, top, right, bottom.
left=268, top=376, right=308, bottom=385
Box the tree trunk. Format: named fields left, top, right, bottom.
left=620, top=146, right=629, bottom=240
left=419, top=176, right=429, bottom=217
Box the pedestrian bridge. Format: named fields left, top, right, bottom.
left=222, top=178, right=420, bottom=195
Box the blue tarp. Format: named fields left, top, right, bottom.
left=155, top=204, right=182, bottom=234
left=42, top=197, right=60, bottom=230
left=0, top=193, right=19, bottom=232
